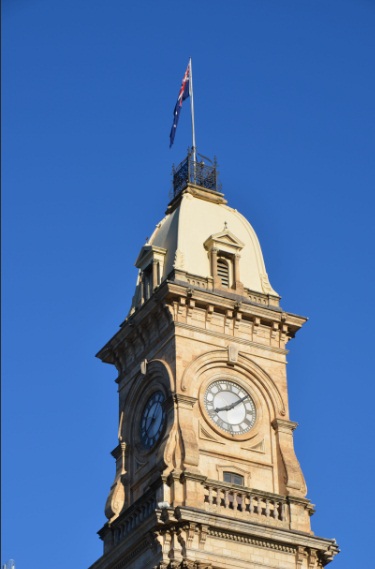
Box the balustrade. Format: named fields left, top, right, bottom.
left=172, top=151, right=220, bottom=198
left=203, top=482, right=287, bottom=525
left=112, top=495, right=156, bottom=545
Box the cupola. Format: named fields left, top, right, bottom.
left=130, top=153, right=279, bottom=314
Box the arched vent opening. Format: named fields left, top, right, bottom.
left=217, top=258, right=230, bottom=287
left=143, top=265, right=153, bottom=300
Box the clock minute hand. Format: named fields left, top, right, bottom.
left=229, top=394, right=249, bottom=409
left=215, top=395, right=248, bottom=413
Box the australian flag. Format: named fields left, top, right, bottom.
left=169, top=61, right=191, bottom=148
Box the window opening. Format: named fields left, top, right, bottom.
left=223, top=472, right=244, bottom=486
left=143, top=265, right=153, bottom=300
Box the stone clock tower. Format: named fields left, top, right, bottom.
left=89, top=154, right=339, bottom=569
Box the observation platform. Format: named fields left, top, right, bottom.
left=172, top=150, right=221, bottom=198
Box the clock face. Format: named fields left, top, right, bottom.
left=204, top=380, right=256, bottom=435
left=140, top=391, right=166, bottom=449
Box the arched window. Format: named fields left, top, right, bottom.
left=217, top=257, right=230, bottom=287
left=223, top=471, right=244, bottom=486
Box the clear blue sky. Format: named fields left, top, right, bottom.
left=2, top=1, right=375, bottom=568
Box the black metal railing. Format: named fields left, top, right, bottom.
left=172, top=150, right=220, bottom=198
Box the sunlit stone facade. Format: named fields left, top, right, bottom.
left=89, top=169, right=338, bottom=569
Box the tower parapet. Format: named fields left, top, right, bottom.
left=172, top=150, right=221, bottom=198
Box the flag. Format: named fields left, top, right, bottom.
left=169, top=60, right=191, bottom=148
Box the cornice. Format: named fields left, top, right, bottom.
left=272, top=419, right=299, bottom=433
left=174, top=321, right=288, bottom=356
left=174, top=394, right=198, bottom=408
left=166, top=183, right=227, bottom=215
left=96, top=280, right=307, bottom=371
left=172, top=506, right=338, bottom=558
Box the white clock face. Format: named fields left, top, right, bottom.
left=204, top=380, right=256, bottom=435
left=140, top=391, right=166, bottom=449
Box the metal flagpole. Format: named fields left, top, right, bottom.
left=189, top=58, right=197, bottom=163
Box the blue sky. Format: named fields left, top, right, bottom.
left=2, top=1, right=375, bottom=568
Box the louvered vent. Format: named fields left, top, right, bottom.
left=217, top=258, right=229, bottom=287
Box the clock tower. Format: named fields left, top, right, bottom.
left=89, top=153, right=339, bottom=569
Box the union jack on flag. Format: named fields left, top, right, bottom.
left=169, top=61, right=191, bottom=148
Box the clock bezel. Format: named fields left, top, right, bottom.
left=139, top=389, right=167, bottom=451
left=199, top=374, right=260, bottom=441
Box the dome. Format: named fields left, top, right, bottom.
left=131, top=184, right=278, bottom=312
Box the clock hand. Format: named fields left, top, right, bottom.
left=229, top=394, right=249, bottom=409
left=215, top=395, right=249, bottom=413
left=145, top=413, right=157, bottom=432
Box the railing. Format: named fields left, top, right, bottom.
left=203, top=481, right=288, bottom=525
left=112, top=494, right=156, bottom=546
left=172, top=151, right=220, bottom=198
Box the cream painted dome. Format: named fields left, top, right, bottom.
left=131, top=184, right=278, bottom=312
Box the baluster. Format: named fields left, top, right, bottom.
left=265, top=498, right=270, bottom=517
left=253, top=495, right=258, bottom=514
left=224, top=489, right=229, bottom=508
left=280, top=502, right=285, bottom=521
left=232, top=491, right=237, bottom=510
left=244, top=491, right=249, bottom=512
left=208, top=485, right=212, bottom=505
left=214, top=486, right=219, bottom=506
left=249, top=494, right=254, bottom=514
left=236, top=491, right=241, bottom=511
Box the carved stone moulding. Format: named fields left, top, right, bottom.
left=154, top=562, right=212, bottom=569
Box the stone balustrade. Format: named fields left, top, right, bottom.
left=112, top=494, right=157, bottom=546
left=203, top=481, right=288, bottom=526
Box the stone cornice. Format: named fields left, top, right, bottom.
left=166, top=280, right=282, bottom=317
left=96, top=298, right=174, bottom=366
left=174, top=394, right=198, bottom=408
left=272, top=419, right=299, bottom=433
left=164, top=281, right=307, bottom=336
left=96, top=279, right=306, bottom=366
left=166, top=183, right=227, bottom=215
left=174, top=321, right=288, bottom=356
left=172, top=506, right=339, bottom=560
left=91, top=497, right=338, bottom=569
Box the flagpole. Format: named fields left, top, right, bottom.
left=189, top=58, right=197, bottom=163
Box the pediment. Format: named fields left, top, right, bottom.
left=135, top=245, right=167, bottom=270
left=204, top=230, right=244, bottom=252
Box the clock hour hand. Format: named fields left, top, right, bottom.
left=145, top=413, right=157, bottom=433
left=214, top=395, right=248, bottom=413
